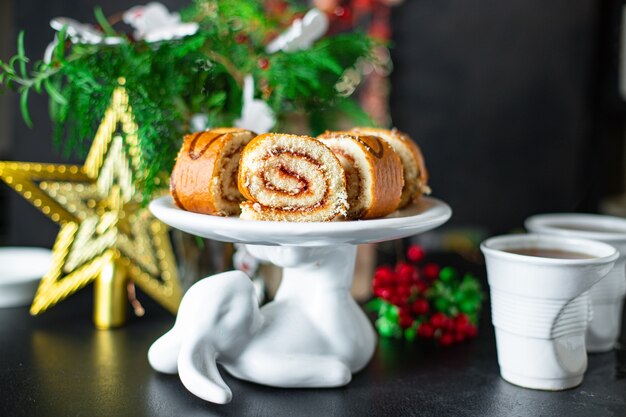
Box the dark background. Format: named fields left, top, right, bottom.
left=1, top=0, right=625, bottom=247
left=391, top=0, right=624, bottom=231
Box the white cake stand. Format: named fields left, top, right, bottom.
left=148, top=196, right=451, bottom=404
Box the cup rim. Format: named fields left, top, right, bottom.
left=480, top=233, right=619, bottom=265
left=0, top=247, right=53, bottom=285
left=525, top=213, right=626, bottom=242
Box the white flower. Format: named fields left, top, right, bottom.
left=190, top=114, right=209, bottom=132
left=123, top=2, right=198, bottom=43
left=235, top=75, right=276, bottom=134
left=266, top=8, right=329, bottom=54
left=44, top=17, right=123, bottom=63
left=335, top=68, right=362, bottom=97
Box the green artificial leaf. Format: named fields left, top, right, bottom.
left=53, top=25, right=69, bottom=63
left=439, top=266, right=458, bottom=282
left=382, top=304, right=400, bottom=322
left=434, top=297, right=450, bottom=312
left=94, top=7, right=117, bottom=37
left=44, top=78, right=67, bottom=105
left=35, top=75, right=47, bottom=93
left=365, top=297, right=384, bottom=312
left=404, top=326, right=417, bottom=341
left=376, top=317, right=402, bottom=339
left=20, top=89, right=33, bottom=128
left=206, top=90, right=227, bottom=107
left=17, top=31, right=28, bottom=78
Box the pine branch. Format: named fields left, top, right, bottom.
left=0, top=1, right=375, bottom=200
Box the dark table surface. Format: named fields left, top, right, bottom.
left=1, top=253, right=625, bottom=417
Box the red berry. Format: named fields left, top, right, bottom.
left=411, top=298, right=429, bottom=315
left=375, top=265, right=394, bottom=275
left=374, top=266, right=395, bottom=285
left=455, top=313, right=470, bottom=326
left=454, top=314, right=473, bottom=334
left=423, top=263, right=440, bottom=280
left=372, top=273, right=394, bottom=291
left=395, top=263, right=414, bottom=284
left=454, top=331, right=466, bottom=343
left=407, top=245, right=425, bottom=263
left=454, top=321, right=470, bottom=334
left=441, top=317, right=455, bottom=332
left=439, top=332, right=454, bottom=346
left=373, top=286, right=386, bottom=298
left=399, top=313, right=414, bottom=329
left=235, top=33, right=248, bottom=44
left=393, top=297, right=410, bottom=310
left=397, top=284, right=412, bottom=299
left=465, top=325, right=478, bottom=338
left=411, top=269, right=421, bottom=282
left=258, top=57, right=270, bottom=70
left=378, top=288, right=393, bottom=301
left=417, top=323, right=434, bottom=338
left=415, top=280, right=428, bottom=295
left=430, top=312, right=447, bottom=329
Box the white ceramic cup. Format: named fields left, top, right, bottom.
left=0, top=247, right=52, bottom=308
left=481, top=234, right=618, bottom=390
left=525, top=213, right=626, bottom=352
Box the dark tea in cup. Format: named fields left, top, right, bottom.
left=504, top=248, right=595, bottom=260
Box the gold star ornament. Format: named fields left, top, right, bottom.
left=0, top=82, right=182, bottom=328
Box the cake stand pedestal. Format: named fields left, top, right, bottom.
left=148, top=196, right=451, bottom=404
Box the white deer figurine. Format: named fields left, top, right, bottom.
left=148, top=245, right=376, bottom=404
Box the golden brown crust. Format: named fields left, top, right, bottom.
left=317, top=131, right=404, bottom=219
left=170, top=127, right=256, bottom=215
left=351, top=127, right=430, bottom=208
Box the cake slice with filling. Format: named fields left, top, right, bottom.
left=238, top=133, right=348, bottom=222
left=317, top=131, right=404, bottom=219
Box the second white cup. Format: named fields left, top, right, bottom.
left=526, top=213, right=626, bottom=352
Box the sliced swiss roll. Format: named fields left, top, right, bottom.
left=238, top=133, right=348, bottom=222
left=170, top=127, right=256, bottom=216
left=351, top=127, right=430, bottom=209
left=317, top=131, right=404, bottom=219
